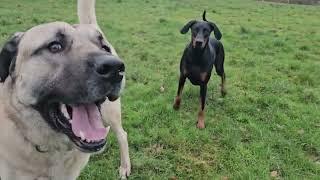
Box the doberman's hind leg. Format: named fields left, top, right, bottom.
left=197, top=84, right=207, bottom=129
left=173, top=74, right=186, bottom=110
left=214, top=44, right=227, bottom=97
left=215, top=63, right=227, bottom=97
left=220, top=72, right=227, bottom=97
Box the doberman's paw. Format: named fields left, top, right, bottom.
left=173, top=97, right=181, bottom=110
left=221, top=89, right=227, bottom=97
left=220, top=84, right=227, bottom=97
left=173, top=104, right=180, bottom=110
left=197, top=111, right=205, bottom=129
left=196, top=121, right=205, bottom=129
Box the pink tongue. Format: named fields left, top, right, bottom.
left=71, top=104, right=107, bottom=141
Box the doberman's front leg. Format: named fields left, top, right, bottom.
left=197, top=84, right=207, bottom=129
left=173, top=74, right=186, bottom=110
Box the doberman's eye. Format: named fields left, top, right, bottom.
left=48, top=41, right=63, bottom=53
left=192, top=31, right=197, bottom=36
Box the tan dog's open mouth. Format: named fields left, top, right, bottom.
left=61, top=103, right=108, bottom=143
left=39, top=97, right=116, bottom=153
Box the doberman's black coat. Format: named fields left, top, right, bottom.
left=173, top=11, right=226, bottom=129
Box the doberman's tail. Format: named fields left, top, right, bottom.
left=202, top=10, right=207, bottom=21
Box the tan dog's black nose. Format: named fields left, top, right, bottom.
left=94, top=56, right=125, bottom=82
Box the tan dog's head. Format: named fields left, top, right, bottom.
left=0, top=22, right=125, bottom=152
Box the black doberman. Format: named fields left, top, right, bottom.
left=173, top=11, right=226, bottom=129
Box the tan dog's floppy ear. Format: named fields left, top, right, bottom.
left=0, top=32, right=24, bottom=82
left=180, top=20, right=196, bottom=34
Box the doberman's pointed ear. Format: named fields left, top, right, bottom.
left=180, top=20, right=197, bottom=34
left=208, top=21, right=222, bottom=40
left=0, top=32, right=24, bottom=82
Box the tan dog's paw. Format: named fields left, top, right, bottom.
left=119, top=163, right=131, bottom=179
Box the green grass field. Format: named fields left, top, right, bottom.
left=0, top=0, right=320, bottom=179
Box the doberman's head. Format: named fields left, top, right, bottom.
left=180, top=10, right=222, bottom=49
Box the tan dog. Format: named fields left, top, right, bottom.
left=0, top=0, right=130, bottom=179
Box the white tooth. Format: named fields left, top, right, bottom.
left=60, top=104, right=70, bottom=119
left=69, top=120, right=72, bottom=124
left=79, top=131, right=85, bottom=141
left=119, top=71, right=125, bottom=76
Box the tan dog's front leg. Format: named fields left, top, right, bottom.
left=101, top=99, right=131, bottom=179
left=112, top=125, right=131, bottom=179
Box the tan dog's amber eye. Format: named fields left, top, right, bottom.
left=102, top=44, right=111, bottom=53
left=48, top=41, right=63, bottom=53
